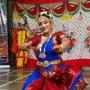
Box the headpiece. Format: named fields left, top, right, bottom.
left=38, top=10, right=52, bottom=19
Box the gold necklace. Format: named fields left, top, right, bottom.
left=39, top=34, right=52, bottom=59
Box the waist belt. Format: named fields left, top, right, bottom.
left=37, top=59, right=61, bottom=67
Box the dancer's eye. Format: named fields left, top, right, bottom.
left=38, top=22, right=42, bottom=26
left=44, top=21, right=48, bottom=24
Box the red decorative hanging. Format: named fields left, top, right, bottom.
left=27, top=4, right=49, bottom=17
left=53, top=2, right=65, bottom=16
left=82, top=0, right=90, bottom=9
left=15, top=3, right=24, bottom=14
left=66, top=2, right=79, bottom=14
left=27, top=5, right=37, bottom=17
left=15, top=0, right=64, bottom=4
left=39, top=6, right=49, bottom=13
left=12, top=0, right=90, bottom=17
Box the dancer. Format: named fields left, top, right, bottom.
left=22, top=11, right=87, bottom=90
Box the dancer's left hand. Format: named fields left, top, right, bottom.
left=53, top=45, right=62, bottom=53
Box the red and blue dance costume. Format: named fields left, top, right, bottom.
left=22, top=31, right=85, bottom=90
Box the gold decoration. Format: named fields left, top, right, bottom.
left=39, top=52, right=46, bottom=58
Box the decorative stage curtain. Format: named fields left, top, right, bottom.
left=11, top=0, right=90, bottom=18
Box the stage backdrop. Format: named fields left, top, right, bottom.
left=10, top=0, right=90, bottom=69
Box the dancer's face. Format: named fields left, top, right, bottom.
left=38, top=16, right=52, bottom=34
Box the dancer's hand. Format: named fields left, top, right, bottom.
left=53, top=45, right=62, bottom=53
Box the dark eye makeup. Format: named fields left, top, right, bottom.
left=38, top=22, right=42, bottom=26
left=38, top=21, right=49, bottom=26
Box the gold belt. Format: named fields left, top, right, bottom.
left=37, top=60, right=61, bottom=67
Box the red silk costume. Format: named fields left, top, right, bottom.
left=22, top=31, right=88, bottom=90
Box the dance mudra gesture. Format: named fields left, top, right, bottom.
left=22, top=11, right=87, bottom=90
